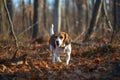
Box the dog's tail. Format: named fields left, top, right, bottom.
left=50, top=24, right=54, bottom=36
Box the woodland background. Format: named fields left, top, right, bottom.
left=0, top=0, right=120, bottom=80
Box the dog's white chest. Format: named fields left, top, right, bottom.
left=55, top=44, right=71, bottom=54
left=56, top=47, right=66, bottom=54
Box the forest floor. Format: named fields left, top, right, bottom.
left=0, top=36, right=120, bottom=80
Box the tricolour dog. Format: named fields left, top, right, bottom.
left=49, top=24, right=72, bottom=65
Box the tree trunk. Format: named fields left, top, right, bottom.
left=110, top=0, right=117, bottom=43
left=116, top=0, right=120, bottom=30
left=76, top=0, right=87, bottom=34
left=72, top=0, right=77, bottom=32
left=113, top=0, right=117, bottom=31
left=83, top=0, right=104, bottom=42
left=0, top=0, right=4, bottom=33
left=29, top=0, right=32, bottom=24
left=32, top=0, right=39, bottom=39
left=7, top=0, right=13, bottom=19
left=22, top=0, right=25, bottom=32
left=92, top=0, right=96, bottom=7
left=102, top=0, right=113, bottom=30
left=28, top=0, right=32, bottom=36
left=7, top=0, right=13, bottom=38
left=3, top=0, right=19, bottom=59
left=43, top=0, right=46, bottom=28
left=65, top=0, right=69, bottom=33
left=54, top=0, right=61, bottom=33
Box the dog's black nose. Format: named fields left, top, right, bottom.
left=56, top=41, right=59, bottom=45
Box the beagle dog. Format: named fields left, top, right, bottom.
left=49, top=24, right=72, bottom=65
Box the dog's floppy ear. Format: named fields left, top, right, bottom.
left=49, top=33, right=57, bottom=48
left=64, top=33, right=71, bottom=45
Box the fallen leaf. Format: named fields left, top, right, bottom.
left=94, top=58, right=101, bottom=64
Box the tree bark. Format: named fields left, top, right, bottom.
left=28, top=0, right=32, bottom=23
left=65, top=0, right=69, bottom=32
left=7, top=0, right=13, bottom=19
left=28, top=0, right=32, bottom=36
left=43, top=0, right=46, bottom=28
left=54, top=0, right=61, bottom=33
left=83, top=0, right=104, bottom=42
left=7, top=0, right=13, bottom=37
left=76, top=0, right=86, bottom=34
left=32, top=0, right=39, bottom=39
left=110, top=0, right=117, bottom=43
left=0, top=0, right=10, bottom=36
left=116, top=0, right=120, bottom=30
left=0, top=0, right=4, bottom=33
left=3, top=0, right=19, bottom=59
left=22, top=0, right=25, bottom=31
left=102, top=0, right=113, bottom=31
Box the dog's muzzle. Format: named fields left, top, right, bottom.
left=56, top=41, right=59, bottom=46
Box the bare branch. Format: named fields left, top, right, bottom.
left=103, top=1, right=113, bottom=31
left=83, top=0, right=104, bottom=42
left=3, top=0, right=19, bottom=59
left=18, top=21, right=39, bottom=37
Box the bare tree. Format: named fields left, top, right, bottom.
left=3, top=0, right=19, bottom=59
left=54, top=0, right=61, bottom=33
left=83, top=0, right=104, bottom=42
left=43, top=0, right=46, bottom=28
left=28, top=0, right=32, bottom=36
left=7, top=0, right=13, bottom=37
left=116, top=0, right=120, bottom=30
left=76, top=0, right=87, bottom=34
left=28, top=0, right=32, bottom=21
left=110, top=0, right=120, bottom=44
left=32, top=0, right=39, bottom=39
left=22, top=0, right=25, bottom=31
left=91, top=0, right=96, bottom=6
left=0, top=0, right=9, bottom=36
left=7, top=0, right=13, bottom=19
left=65, top=0, right=70, bottom=33
left=0, top=0, right=4, bottom=33
left=103, top=1, right=113, bottom=30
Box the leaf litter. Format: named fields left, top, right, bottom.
left=0, top=38, right=120, bottom=80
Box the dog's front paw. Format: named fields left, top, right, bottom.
left=56, top=59, right=62, bottom=62
left=64, top=63, right=69, bottom=66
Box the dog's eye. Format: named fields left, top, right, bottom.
left=60, top=36, right=63, bottom=39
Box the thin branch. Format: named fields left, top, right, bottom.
left=18, top=21, right=39, bottom=37
left=103, top=1, right=113, bottom=31
left=83, top=0, right=104, bottom=42
left=74, top=31, right=85, bottom=41
left=3, top=0, right=19, bottom=59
